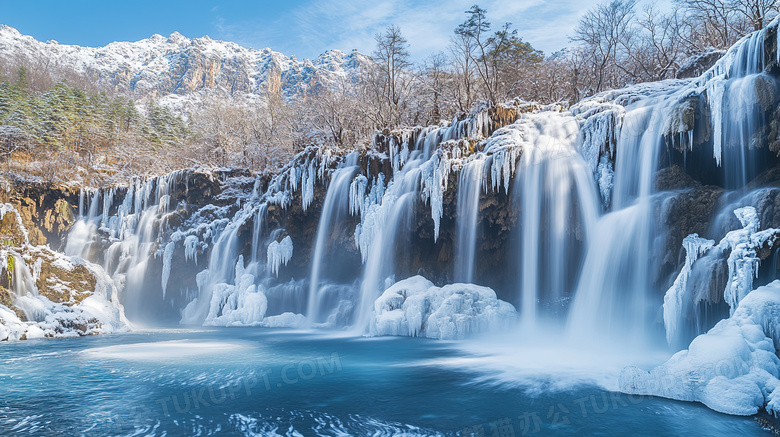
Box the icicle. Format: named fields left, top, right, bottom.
left=302, top=160, right=316, bottom=212
left=708, top=78, right=725, bottom=166
left=161, top=242, right=175, bottom=298
left=349, top=175, right=368, bottom=217
left=662, top=234, right=715, bottom=344
left=267, top=236, right=293, bottom=277
left=419, top=150, right=451, bottom=242
left=184, top=235, right=199, bottom=264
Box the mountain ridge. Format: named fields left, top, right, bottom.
left=0, top=24, right=371, bottom=100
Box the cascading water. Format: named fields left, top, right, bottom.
left=181, top=202, right=253, bottom=325
left=53, top=21, right=780, bottom=355
left=568, top=96, right=668, bottom=342
left=454, top=159, right=485, bottom=283
left=355, top=159, right=424, bottom=333
left=307, top=156, right=358, bottom=325
left=510, top=113, right=599, bottom=329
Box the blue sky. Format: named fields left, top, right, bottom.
left=0, top=0, right=662, bottom=60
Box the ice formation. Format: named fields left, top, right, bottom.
left=267, top=236, right=293, bottom=277
left=203, top=256, right=268, bottom=326
left=621, top=280, right=780, bottom=416
left=663, top=234, right=716, bottom=344
left=184, top=235, right=199, bottom=263
left=161, top=241, right=175, bottom=298
left=663, top=206, right=780, bottom=344
left=369, top=276, right=517, bottom=340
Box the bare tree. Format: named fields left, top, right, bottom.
left=449, top=32, right=478, bottom=112
left=632, top=3, right=686, bottom=81
left=572, top=0, right=638, bottom=93
left=372, top=25, right=412, bottom=128
left=733, top=0, right=780, bottom=31
left=416, top=52, right=458, bottom=124
left=676, top=0, right=744, bottom=51
left=455, top=5, right=499, bottom=103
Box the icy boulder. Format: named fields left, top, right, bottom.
left=369, top=276, right=517, bottom=340
left=620, top=280, right=780, bottom=416
left=261, top=312, right=307, bottom=328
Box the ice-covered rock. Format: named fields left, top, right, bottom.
left=663, top=206, right=780, bottom=345
left=369, top=276, right=517, bottom=340
left=0, top=247, right=127, bottom=341
left=620, top=280, right=780, bottom=416
left=262, top=312, right=307, bottom=328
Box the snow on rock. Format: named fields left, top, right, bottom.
left=620, top=280, right=780, bottom=416
left=203, top=256, right=268, bottom=326
left=266, top=236, right=293, bottom=277
left=0, top=203, right=30, bottom=244
left=0, top=25, right=371, bottom=102
left=484, top=123, right=526, bottom=194
left=369, top=276, right=517, bottom=339
left=0, top=247, right=127, bottom=341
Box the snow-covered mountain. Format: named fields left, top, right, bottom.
left=0, top=25, right=371, bottom=99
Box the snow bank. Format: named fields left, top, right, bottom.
left=369, top=276, right=517, bottom=339
left=620, top=280, right=780, bottom=416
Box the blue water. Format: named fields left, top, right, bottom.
left=0, top=328, right=768, bottom=436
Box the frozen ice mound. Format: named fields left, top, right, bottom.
left=369, top=275, right=517, bottom=340
left=620, top=280, right=780, bottom=415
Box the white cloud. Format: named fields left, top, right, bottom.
left=212, top=0, right=668, bottom=60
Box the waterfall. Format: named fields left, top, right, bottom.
left=511, top=113, right=599, bottom=329
left=354, top=160, right=423, bottom=332
left=51, top=20, right=780, bottom=346
left=454, top=159, right=485, bottom=283
left=7, top=252, right=43, bottom=322
left=181, top=203, right=253, bottom=325
left=307, top=163, right=358, bottom=325
left=568, top=97, right=667, bottom=342
left=568, top=22, right=779, bottom=344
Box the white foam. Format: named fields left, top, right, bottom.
left=83, top=339, right=249, bottom=361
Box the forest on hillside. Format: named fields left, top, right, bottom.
left=0, top=0, right=776, bottom=184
